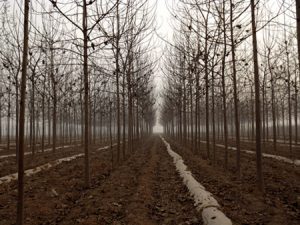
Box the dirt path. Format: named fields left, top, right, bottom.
left=123, top=135, right=159, bottom=225
left=151, top=138, right=201, bottom=225
left=58, top=136, right=200, bottom=225
left=0, top=136, right=201, bottom=225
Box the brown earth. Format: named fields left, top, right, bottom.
left=0, top=145, right=82, bottom=177
left=0, top=140, right=82, bottom=157
left=218, top=138, right=300, bottom=159
left=170, top=138, right=300, bottom=225
left=2, top=135, right=298, bottom=225
left=0, top=136, right=201, bottom=225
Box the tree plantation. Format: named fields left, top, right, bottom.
left=0, top=0, right=299, bottom=224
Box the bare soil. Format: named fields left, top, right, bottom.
left=170, top=138, right=300, bottom=225
left=0, top=136, right=201, bottom=225
left=218, top=138, right=300, bottom=159
left=0, top=145, right=82, bottom=177
left=1, top=135, right=298, bottom=224
left=0, top=141, right=81, bottom=157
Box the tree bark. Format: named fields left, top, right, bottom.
left=251, top=0, right=264, bottom=192
left=15, top=79, right=19, bottom=158
left=221, top=0, right=228, bottom=169
left=49, top=45, right=57, bottom=153
left=17, top=0, right=30, bottom=223
left=116, top=0, right=121, bottom=162
left=296, top=0, right=300, bottom=82
left=7, top=83, right=11, bottom=152
left=230, top=0, right=241, bottom=177
left=0, top=89, right=2, bottom=144
left=83, top=0, right=90, bottom=187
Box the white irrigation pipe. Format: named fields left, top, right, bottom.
left=161, top=136, right=232, bottom=225
left=96, top=144, right=114, bottom=151
left=96, top=146, right=110, bottom=151
left=96, top=142, right=125, bottom=151
left=0, top=143, right=112, bottom=185
left=0, top=153, right=84, bottom=185
left=200, top=141, right=300, bottom=166
left=0, top=153, right=17, bottom=159
left=238, top=138, right=299, bottom=148
left=0, top=144, right=78, bottom=160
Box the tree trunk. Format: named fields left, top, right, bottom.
left=230, top=0, right=241, bottom=177
left=83, top=0, right=90, bottom=188
left=221, top=0, right=228, bottom=169
left=7, top=84, right=11, bottom=152
left=42, top=77, right=45, bottom=152
left=295, top=75, right=298, bottom=144
left=15, top=80, right=19, bottom=158
left=31, top=75, right=36, bottom=155
left=0, top=89, right=2, bottom=144
left=296, top=0, right=300, bottom=143
left=183, top=75, right=187, bottom=145
left=296, top=0, right=300, bottom=83
left=204, top=37, right=210, bottom=159
left=115, top=0, right=121, bottom=162
left=50, top=45, right=57, bottom=153
left=122, top=72, right=126, bottom=159
left=251, top=0, right=264, bottom=192
left=267, top=49, right=277, bottom=152
left=212, top=69, right=216, bottom=164
left=109, top=101, right=113, bottom=168
left=287, top=64, right=293, bottom=156
left=17, top=0, right=30, bottom=223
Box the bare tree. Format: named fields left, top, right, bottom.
left=251, top=0, right=264, bottom=192
left=17, top=0, right=30, bottom=223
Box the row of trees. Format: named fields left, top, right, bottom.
left=160, top=0, right=299, bottom=191
left=0, top=1, right=156, bottom=224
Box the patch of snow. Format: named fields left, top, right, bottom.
left=0, top=153, right=83, bottom=185
left=161, top=136, right=232, bottom=225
